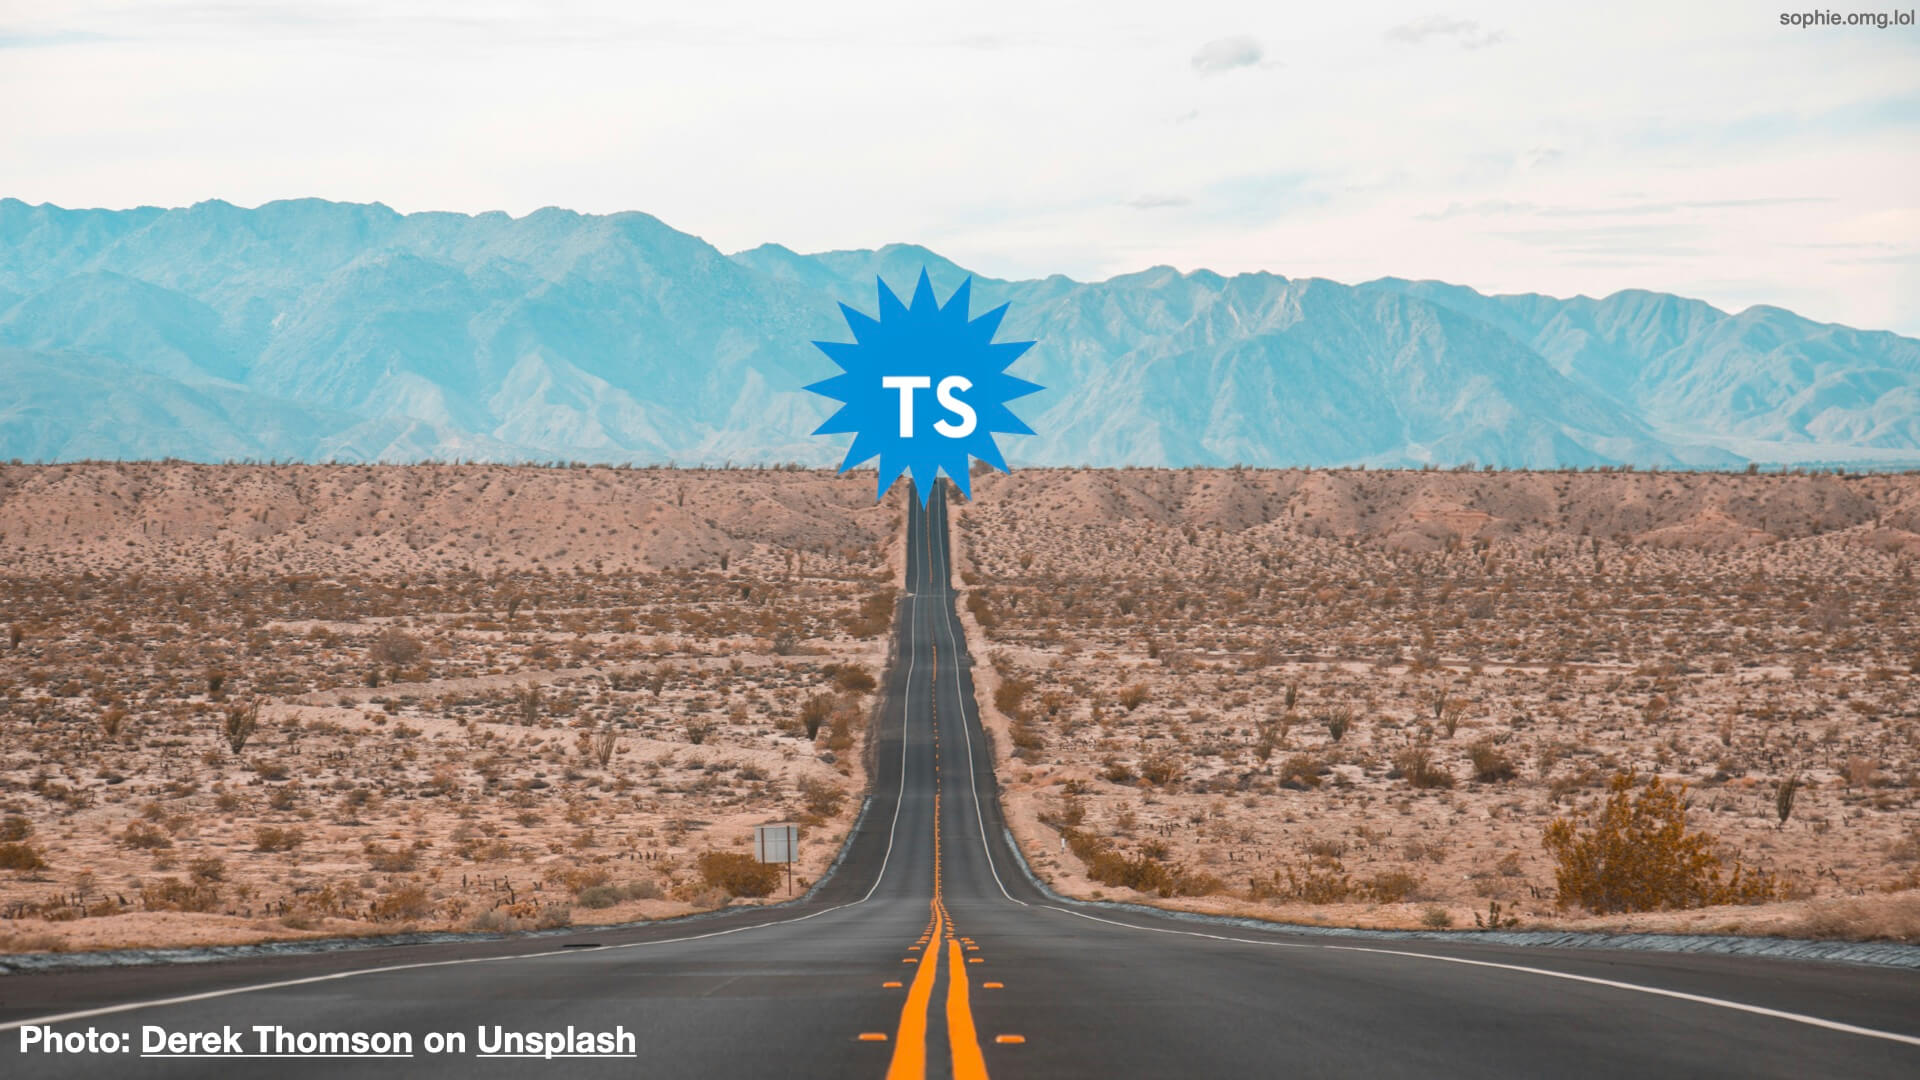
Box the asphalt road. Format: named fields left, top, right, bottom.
left=3, top=485, right=1917, bottom=1078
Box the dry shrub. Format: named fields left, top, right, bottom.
left=1248, top=858, right=1424, bottom=905
left=464, top=898, right=568, bottom=933
left=467, top=909, right=517, bottom=933
left=1468, top=738, right=1517, bottom=783
left=831, top=663, right=877, bottom=694
left=1254, top=856, right=1352, bottom=903
left=1393, top=745, right=1455, bottom=789
left=799, top=776, right=845, bottom=820
left=1117, top=684, right=1149, bottom=712
left=1139, top=749, right=1185, bottom=787
left=1543, top=770, right=1777, bottom=914
left=370, top=883, right=434, bottom=922
left=1173, top=868, right=1226, bottom=896
left=588, top=729, right=618, bottom=769
left=994, top=676, right=1033, bottom=716
left=1063, top=828, right=1169, bottom=895
left=826, top=705, right=859, bottom=754
left=1276, top=754, right=1323, bottom=790
left=846, top=592, right=895, bottom=638
left=1010, top=715, right=1047, bottom=755
left=0, top=815, right=30, bottom=842
left=365, top=843, right=418, bottom=872
left=221, top=697, right=261, bottom=755
left=1887, top=826, right=1920, bottom=864
left=369, top=627, right=424, bottom=667
left=1304, top=838, right=1346, bottom=859
left=254, top=825, right=305, bottom=852
left=1365, top=870, right=1424, bottom=902
left=622, top=876, right=665, bottom=901
left=141, top=877, right=221, bottom=913
left=120, top=820, right=173, bottom=850
left=0, top=842, right=47, bottom=871
left=576, top=885, right=623, bottom=909
left=799, top=694, right=834, bottom=740
left=964, top=590, right=996, bottom=632
left=1061, top=828, right=1216, bottom=897
left=697, top=850, right=781, bottom=898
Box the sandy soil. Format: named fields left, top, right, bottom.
left=952, top=468, right=1920, bottom=940
left=0, top=464, right=904, bottom=953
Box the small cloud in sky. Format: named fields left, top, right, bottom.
left=1419, top=195, right=1833, bottom=222
left=1191, top=35, right=1263, bottom=74
left=1417, top=199, right=1537, bottom=221
left=0, top=29, right=111, bottom=49
left=1523, top=146, right=1565, bottom=169
left=1128, top=194, right=1191, bottom=210
left=1385, top=16, right=1506, bottom=50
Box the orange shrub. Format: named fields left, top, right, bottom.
left=1543, top=771, right=1776, bottom=913
left=697, top=851, right=781, bottom=898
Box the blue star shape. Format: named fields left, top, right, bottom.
left=806, top=269, right=1042, bottom=504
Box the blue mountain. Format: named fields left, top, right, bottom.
left=2, top=197, right=1915, bottom=468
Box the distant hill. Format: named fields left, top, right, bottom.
left=3, top=197, right=1916, bottom=469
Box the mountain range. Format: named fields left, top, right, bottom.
left=2, top=197, right=1916, bottom=470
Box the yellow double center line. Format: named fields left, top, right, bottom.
left=943, top=903, right=989, bottom=1080
left=885, top=791, right=990, bottom=1078
left=886, top=899, right=945, bottom=1080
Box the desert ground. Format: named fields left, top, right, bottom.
left=0, top=463, right=901, bottom=953
left=953, top=467, right=1920, bottom=940
left=5, top=463, right=1920, bottom=956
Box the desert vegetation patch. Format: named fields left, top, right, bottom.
left=955, top=467, right=1920, bottom=941
left=0, top=463, right=899, bottom=953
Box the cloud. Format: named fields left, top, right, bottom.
left=1384, top=16, right=1506, bottom=49
left=1416, top=199, right=1538, bottom=222
left=0, top=29, right=111, bottom=49
left=1190, top=35, right=1263, bottom=75
left=1127, top=194, right=1191, bottom=210
left=1522, top=146, right=1564, bottom=169
left=1536, top=196, right=1835, bottom=218
left=1419, top=195, right=1833, bottom=222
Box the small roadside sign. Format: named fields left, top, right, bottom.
left=755, top=823, right=799, bottom=896
left=755, top=823, right=797, bottom=863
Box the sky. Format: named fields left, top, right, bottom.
left=2, top=1, right=1917, bottom=334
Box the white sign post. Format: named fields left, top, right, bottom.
left=754, top=823, right=798, bottom=896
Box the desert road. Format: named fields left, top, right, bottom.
left=3, top=486, right=1918, bottom=1078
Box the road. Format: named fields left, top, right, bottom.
left=3, top=485, right=1918, bottom=1077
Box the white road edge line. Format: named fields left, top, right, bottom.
left=1038, top=896, right=1919, bottom=1048
left=856, top=491, right=926, bottom=904
left=934, top=492, right=1025, bottom=907
left=1324, top=945, right=1920, bottom=1049
left=0, top=495, right=937, bottom=1036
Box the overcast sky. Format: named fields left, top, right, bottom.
left=3, top=1, right=1916, bottom=333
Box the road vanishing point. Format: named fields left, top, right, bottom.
left=3, top=486, right=1918, bottom=1078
